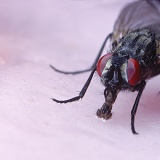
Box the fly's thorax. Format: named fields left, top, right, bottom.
left=109, top=27, right=159, bottom=81
left=112, top=28, right=157, bottom=61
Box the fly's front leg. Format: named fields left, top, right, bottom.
left=97, top=88, right=119, bottom=120
left=50, top=33, right=113, bottom=75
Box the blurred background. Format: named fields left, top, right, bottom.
left=0, top=0, right=160, bottom=160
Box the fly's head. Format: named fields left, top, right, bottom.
left=96, top=53, right=141, bottom=92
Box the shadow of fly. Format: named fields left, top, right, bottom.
left=50, top=0, right=160, bottom=134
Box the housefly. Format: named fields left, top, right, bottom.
left=51, top=0, right=160, bottom=134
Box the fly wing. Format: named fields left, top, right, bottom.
left=112, top=0, right=160, bottom=42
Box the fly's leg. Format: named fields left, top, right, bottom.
left=131, top=80, right=146, bottom=134
left=50, top=65, right=91, bottom=75
left=52, top=67, right=96, bottom=103
left=50, top=33, right=113, bottom=75
left=97, top=88, right=119, bottom=120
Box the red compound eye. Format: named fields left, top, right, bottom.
left=96, top=53, right=112, bottom=76
left=127, top=58, right=141, bottom=86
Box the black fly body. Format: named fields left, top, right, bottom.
left=51, top=0, right=160, bottom=134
